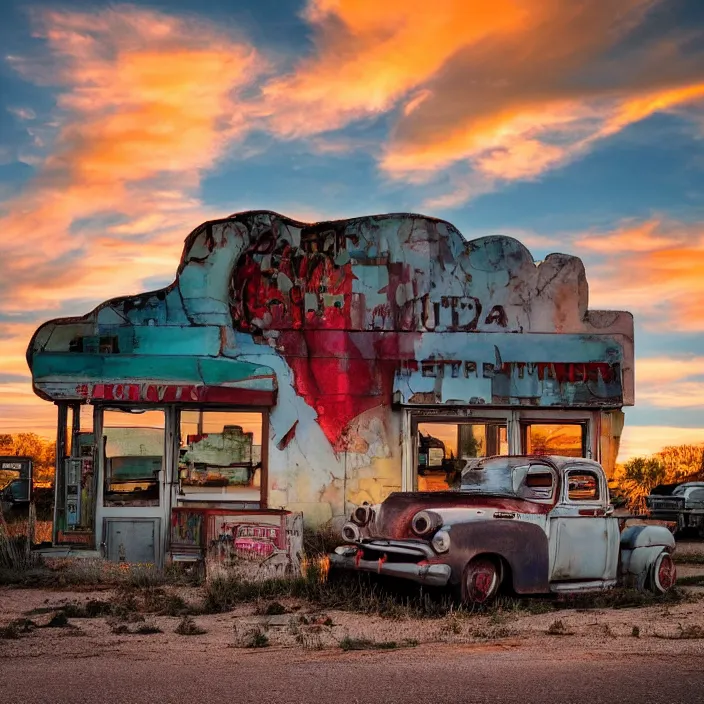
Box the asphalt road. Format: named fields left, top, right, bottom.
left=3, top=645, right=704, bottom=704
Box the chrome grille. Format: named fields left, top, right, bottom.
left=647, top=497, right=684, bottom=510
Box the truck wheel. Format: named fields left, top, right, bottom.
left=461, top=557, right=501, bottom=606
left=651, top=551, right=677, bottom=594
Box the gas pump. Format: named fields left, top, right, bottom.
left=58, top=432, right=96, bottom=544
left=65, top=457, right=81, bottom=528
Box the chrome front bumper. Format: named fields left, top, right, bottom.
left=329, top=545, right=451, bottom=587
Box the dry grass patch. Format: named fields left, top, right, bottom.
left=656, top=624, right=704, bottom=640
left=111, top=620, right=162, bottom=635
left=232, top=624, right=270, bottom=648
left=471, top=625, right=515, bottom=640
left=339, top=636, right=418, bottom=651
left=673, top=553, right=704, bottom=565
left=546, top=619, right=574, bottom=636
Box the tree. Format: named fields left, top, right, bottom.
left=621, top=456, right=666, bottom=513
left=655, top=445, right=704, bottom=483
left=617, top=443, right=704, bottom=513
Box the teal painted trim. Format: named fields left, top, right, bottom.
left=33, top=353, right=274, bottom=385
left=199, top=357, right=273, bottom=384
left=133, top=326, right=221, bottom=356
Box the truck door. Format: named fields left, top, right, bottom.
left=549, top=466, right=618, bottom=582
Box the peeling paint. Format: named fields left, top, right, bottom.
left=27, top=211, right=634, bottom=525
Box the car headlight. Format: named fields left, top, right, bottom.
left=411, top=510, right=442, bottom=536
left=341, top=522, right=361, bottom=543
left=352, top=504, right=373, bottom=527
left=431, top=530, right=451, bottom=553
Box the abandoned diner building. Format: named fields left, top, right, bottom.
left=27, top=210, right=634, bottom=568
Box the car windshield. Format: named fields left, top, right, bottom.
left=673, top=485, right=699, bottom=495
left=459, top=457, right=553, bottom=497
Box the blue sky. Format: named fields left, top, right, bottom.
left=1, top=0, right=703, bottom=458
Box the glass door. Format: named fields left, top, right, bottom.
left=414, top=417, right=509, bottom=491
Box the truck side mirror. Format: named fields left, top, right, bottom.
left=605, top=505, right=615, bottom=516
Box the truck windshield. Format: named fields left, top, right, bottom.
left=461, top=465, right=515, bottom=494
left=460, top=457, right=553, bottom=496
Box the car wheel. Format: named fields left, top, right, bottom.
left=461, top=557, right=501, bottom=606
left=651, top=551, right=677, bottom=594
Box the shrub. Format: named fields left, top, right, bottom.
left=546, top=619, right=573, bottom=636
left=46, top=612, right=69, bottom=628
left=0, top=623, right=20, bottom=639
left=246, top=628, right=269, bottom=648
left=338, top=636, right=417, bottom=651
left=135, top=622, right=163, bottom=635
left=175, top=616, right=206, bottom=636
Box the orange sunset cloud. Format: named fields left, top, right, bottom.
left=634, top=356, right=704, bottom=408
left=619, top=426, right=704, bottom=461
left=0, top=0, right=702, bottom=469
left=0, top=5, right=261, bottom=311
left=254, top=0, right=704, bottom=205
left=582, top=219, right=704, bottom=331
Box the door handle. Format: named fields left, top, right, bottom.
left=578, top=508, right=605, bottom=517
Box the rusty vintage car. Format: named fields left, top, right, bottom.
left=330, top=456, right=677, bottom=604
left=646, top=482, right=704, bottom=537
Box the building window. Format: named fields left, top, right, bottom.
left=523, top=423, right=585, bottom=457
left=416, top=421, right=508, bottom=492
left=102, top=409, right=164, bottom=507
left=178, top=411, right=264, bottom=507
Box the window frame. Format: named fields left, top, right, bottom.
left=521, top=421, right=587, bottom=458
left=412, top=414, right=510, bottom=492
left=563, top=467, right=602, bottom=503
left=100, top=407, right=166, bottom=507
left=176, top=408, right=269, bottom=509
left=517, top=464, right=558, bottom=504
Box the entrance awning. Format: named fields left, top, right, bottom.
left=31, top=354, right=277, bottom=406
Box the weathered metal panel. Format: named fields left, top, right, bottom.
left=104, top=517, right=161, bottom=565
left=392, top=332, right=623, bottom=406
left=203, top=509, right=304, bottom=580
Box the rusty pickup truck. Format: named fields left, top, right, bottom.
left=330, top=455, right=677, bottom=605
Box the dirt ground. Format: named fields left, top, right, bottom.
left=2, top=540, right=704, bottom=663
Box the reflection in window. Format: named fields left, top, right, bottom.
left=524, top=424, right=584, bottom=457
left=417, top=422, right=508, bottom=492
left=0, top=469, right=20, bottom=493
left=567, top=471, right=600, bottom=501
left=179, top=411, right=263, bottom=506
left=102, top=409, right=164, bottom=507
